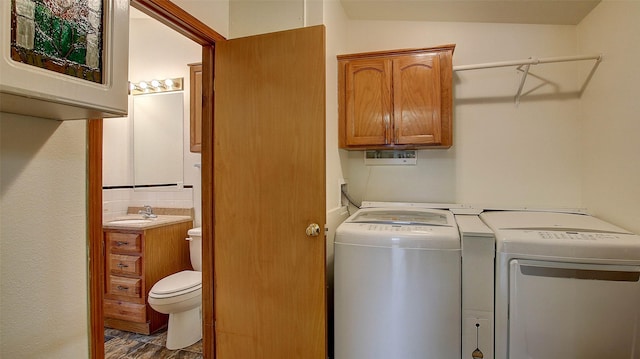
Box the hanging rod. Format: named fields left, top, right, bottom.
left=452, top=54, right=602, bottom=72
left=452, top=54, right=603, bottom=105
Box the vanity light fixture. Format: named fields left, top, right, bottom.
left=129, top=77, right=183, bottom=95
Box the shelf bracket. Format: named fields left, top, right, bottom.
left=578, top=55, right=603, bottom=95
left=514, top=61, right=532, bottom=106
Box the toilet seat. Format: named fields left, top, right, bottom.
left=149, top=270, right=202, bottom=299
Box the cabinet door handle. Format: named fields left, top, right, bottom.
left=116, top=285, right=129, bottom=291
left=116, top=241, right=129, bottom=246
left=117, top=263, right=129, bottom=269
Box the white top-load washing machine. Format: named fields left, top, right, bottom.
left=480, top=210, right=640, bottom=359
left=334, top=204, right=461, bottom=359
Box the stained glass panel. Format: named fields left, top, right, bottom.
left=10, top=0, right=104, bottom=83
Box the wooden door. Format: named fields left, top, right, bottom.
left=344, top=58, right=392, bottom=146
left=393, top=53, right=442, bottom=145
left=213, top=25, right=326, bottom=359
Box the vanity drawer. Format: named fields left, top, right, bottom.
left=107, top=232, right=142, bottom=252
left=109, top=254, right=142, bottom=276
left=108, top=275, right=142, bottom=299
left=104, top=299, right=146, bottom=323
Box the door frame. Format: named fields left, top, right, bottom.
left=88, top=2, right=224, bottom=358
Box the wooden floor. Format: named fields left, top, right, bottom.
left=104, top=328, right=202, bottom=359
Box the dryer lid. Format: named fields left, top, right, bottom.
left=480, top=210, right=631, bottom=233
left=481, top=211, right=640, bottom=259
left=152, top=270, right=202, bottom=295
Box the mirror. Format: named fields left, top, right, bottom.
left=133, top=91, right=184, bottom=189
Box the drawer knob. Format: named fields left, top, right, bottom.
left=117, top=263, right=129, bottom=269
left=117, top=285, right=129, bottom=291
left=116, top=241, right=129, bottom=246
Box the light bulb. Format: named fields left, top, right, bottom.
left=139, top=81, right=148, bottom=89
left=151, top=79, right=161, bottom=88
left=164, top=79, right=174, bottom=87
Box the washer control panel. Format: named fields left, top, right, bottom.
left=366, top=224, right=434, bottom=232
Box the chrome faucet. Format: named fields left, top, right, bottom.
left=138, top=205, right=157, bottom=219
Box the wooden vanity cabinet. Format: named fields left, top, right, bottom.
left=338, top=45, right=455, bottom=149
left=189, top=63, right=203, bottom=153
left=103, top=221, right=192, bottom=334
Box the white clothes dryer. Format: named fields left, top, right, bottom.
left=480, top=210, right=640, bottom=359
left=334, top=204, right=461, bottom=359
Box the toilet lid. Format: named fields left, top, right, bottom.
left=152, top=270, right=202, bottom=295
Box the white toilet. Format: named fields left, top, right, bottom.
left=148, top=227, right=203, bottom=350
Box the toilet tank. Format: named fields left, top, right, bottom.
left=187, top=227, right=202, bottom=271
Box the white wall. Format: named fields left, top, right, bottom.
left=174, top=0, right=230, bottom=38
left=0, top=115, right=88, bottom=358
left=229, top=0, right=304, bottom=38
left=102, top=16, right=202, bottom=224
left=324, top=1, right=350, bottom=211
left=342, top=20, right=586, bottom=209
left=228, top=0, right=326, bottom=38
left=577, top=0, right=640, bottom=234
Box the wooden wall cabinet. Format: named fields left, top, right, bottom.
left=338, top=45, right=455, bottom=149
left=189, top=63, right=202, bottom=153
left=103, top=221, right=192, bottom=334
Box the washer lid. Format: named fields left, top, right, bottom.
left=337, top=208, right=459, bottom=249
left=348, top=208, right=453, bottom=226
left=152, top=270, right=201, bottom=295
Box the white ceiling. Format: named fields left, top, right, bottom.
left=340, top=0, right=602, bottom=25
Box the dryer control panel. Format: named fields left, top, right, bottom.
left=536, top=231, right=624, bottom=241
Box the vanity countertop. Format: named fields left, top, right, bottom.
left=103, top=214, right=193, bottom=230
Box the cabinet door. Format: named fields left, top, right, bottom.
left=393, top=53, right=442, bottom=145
left=189, top=63, right=202, bottom=152
left=345, top=58, right=392, bottom=146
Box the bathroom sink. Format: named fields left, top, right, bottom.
left=103, top=215, right=192, bottom=229
left=107, top=219, right=153, bottom=225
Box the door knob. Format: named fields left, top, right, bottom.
left=306, top=223, right=321, bottom=237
